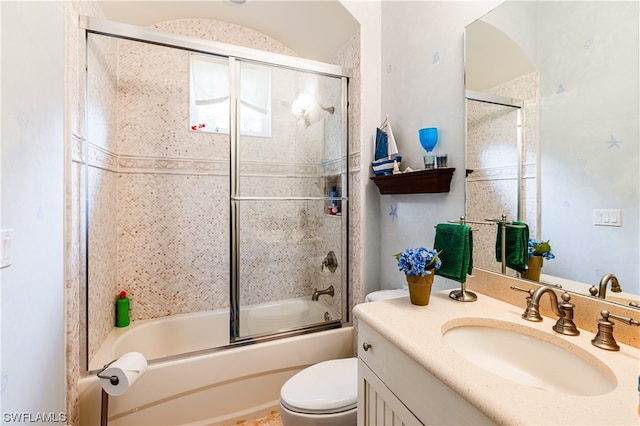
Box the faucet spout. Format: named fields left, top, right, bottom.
left=590, top=273, right=622, bottom=299
left=521, top=287, right=580, bottom=336
left=312, top=285, right=335, bottom=301
left=521, top=287, right=562, bottom=321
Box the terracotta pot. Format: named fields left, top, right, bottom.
left=521, top=256, right=543, bottom=281
left=406, top=272, right=435, bottom=306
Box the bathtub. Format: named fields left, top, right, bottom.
left=79, top=298, right=353, bottom=425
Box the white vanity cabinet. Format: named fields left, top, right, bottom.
left=357, top=321, right=493, bottom=426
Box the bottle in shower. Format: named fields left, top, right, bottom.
left=116, top=291, right=130, bottom=327
left=329, top=186, right=340, bottom=215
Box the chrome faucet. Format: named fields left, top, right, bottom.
left=312, top=285, right=334, bottom=301
left=518, top=286, right=580, bottom=336
left=589, top=273, right=622, bottom=299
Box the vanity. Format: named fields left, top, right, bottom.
left=354, top=275, right=640, bottom=425
left=357, top=1, right=639, bottom=423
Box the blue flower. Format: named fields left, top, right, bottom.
left=395, top=247, right=442, bottom=276
left=528, top=239, right=555, bottom=260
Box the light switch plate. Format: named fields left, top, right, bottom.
left=593, top=209, right=621, bottom=227
left=0, top=229, right=13, bottom=268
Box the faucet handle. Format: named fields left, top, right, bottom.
left=511, top=285, right=541, bottom=321
left=510, top=286, right=534, bottom=308
left=603, top=310, right=640, bottom=326
left=591, top=310, right=640, bottom=351
left=510, top=285, right=533, bottom=296
left=553, top=292, right=580, bottom=336
left=321, top=251, right=338, bottom=273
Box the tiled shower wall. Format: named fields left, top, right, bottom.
left=84, top=20, right=357, bottom=362
left=466, top=72, right=538, bottom=275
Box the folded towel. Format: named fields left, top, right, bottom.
left=434, top=224, right=473, bottom=283
left=495, top=221, right=529, bottom=273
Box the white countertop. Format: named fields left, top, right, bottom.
left=354, top=290, right=640, bottom=425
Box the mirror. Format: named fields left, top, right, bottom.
left=465, top=0, right=639, bottom=306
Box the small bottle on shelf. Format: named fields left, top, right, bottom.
left=328, top=186, right=340, bottom=215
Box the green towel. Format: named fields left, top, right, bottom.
left=495, top=221, right=529, bottom=273
left=434, top=224, right=473, bottom=283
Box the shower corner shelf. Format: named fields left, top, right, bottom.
left=370, top=168, right=455, bottom=194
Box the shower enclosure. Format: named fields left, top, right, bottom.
left=81, top=17, right=349, bottom=372
left=465, top=92, right=522, bottom=274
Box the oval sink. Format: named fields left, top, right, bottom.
left=442, top=319, right=616, bottom=396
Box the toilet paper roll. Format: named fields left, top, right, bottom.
left=99, top=351, right=148, bottom=396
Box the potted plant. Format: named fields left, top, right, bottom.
left=395, top=247, right=441, bottom=305
left=521, top=239, right=555, bottom=281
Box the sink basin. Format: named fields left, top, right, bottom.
left=442, top=319, right=616, bottom=396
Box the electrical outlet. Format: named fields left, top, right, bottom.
left=593, top=209, right=621, bottom=227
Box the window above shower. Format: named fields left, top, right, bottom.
left=190, top=54, right=272, bottom=137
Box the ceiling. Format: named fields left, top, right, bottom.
left=96, top=0, right=360, bottom=62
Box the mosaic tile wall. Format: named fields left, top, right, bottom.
left=68, top=2, right=107, bottom=423
left=335, top=33, right=363, bottom=327
left=84, top=20, right=356, bottom=360
left=86, top=30, right=120, bottom=364
left=466, top=72, right=538, bottom=275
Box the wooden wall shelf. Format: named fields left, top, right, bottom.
left=370, top=168, right=455, bottom=194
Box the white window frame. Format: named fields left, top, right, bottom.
left=189, top=54, right=271, bottom=137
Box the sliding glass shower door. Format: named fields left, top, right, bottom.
left=82, top=17, right=349, bottom=370
left=232, top=60, right=348, bottom=340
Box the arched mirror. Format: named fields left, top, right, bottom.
left=465, top=0, right=639, bottom=307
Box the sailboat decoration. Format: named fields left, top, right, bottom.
left=372, top=115, right=402, bottom=176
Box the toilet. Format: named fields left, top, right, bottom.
left=279, top=288, right=408, bottom=426
left=364, top=287, right=409, bottom=302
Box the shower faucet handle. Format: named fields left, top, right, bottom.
left=321, top=250, right=338, bottom=273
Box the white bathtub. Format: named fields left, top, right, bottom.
left=80, top=299, right=352, bottom=425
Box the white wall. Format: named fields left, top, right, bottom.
left=539, top=1, right=639, bottom=292
left=377, top=1, right=501, bottom=292
left=0, top=0, right=3, bottom=418
left=340, top=0, right=383, bottom=300
left=1, top=0, right=67, bottom=420
left=0, top=0, right=6, bottom=413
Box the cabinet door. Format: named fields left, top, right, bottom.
left=358, top=359, right=423, bottom=426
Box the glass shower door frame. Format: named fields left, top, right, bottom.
left=229, top=58, right=349, bottom=343
left=80, top=16, right=350, bottom=371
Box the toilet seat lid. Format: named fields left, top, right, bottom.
left=280, top=357, right=357, bottom=414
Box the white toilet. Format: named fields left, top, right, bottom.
left=279, top=357, right=358, bottom=425
left=279, top=288, right=408, bottom=426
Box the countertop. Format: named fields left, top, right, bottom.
left=354, top=290, right=640, bottom=425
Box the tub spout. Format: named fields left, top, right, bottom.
left=312, top=285, right=334, bottom=301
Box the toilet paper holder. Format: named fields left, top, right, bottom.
left=97, top=359, right=120, bottom=386
left=96, top=353, right=148, bottom=426
left=97, top=359, right=118, bottom=426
